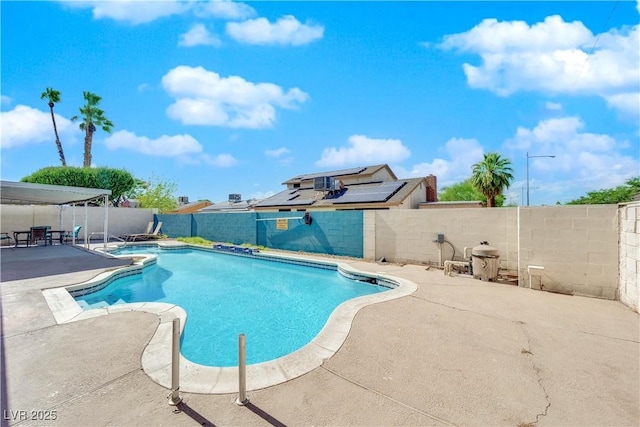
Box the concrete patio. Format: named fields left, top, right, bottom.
left=1, top=245, right=638, bottom=426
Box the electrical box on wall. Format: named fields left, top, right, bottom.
left=434, top=233, right=444, bottom=243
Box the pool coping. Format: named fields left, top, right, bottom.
left=42, top=243, right=418, bottom=394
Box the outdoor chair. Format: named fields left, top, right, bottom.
left=64, top=225, right=82, bottom=243
left=30, top=225, right=52, bottom=246
left=0, top=232, right=13, bottom=246
left=126, top=222, right=163, bottom=242
left=122, top=222, right=153, bottom=241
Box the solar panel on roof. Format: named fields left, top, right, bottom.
left=294, top=166, right=367, bottom=181
left=333, top=181, right=407, bottom=204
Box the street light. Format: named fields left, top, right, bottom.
left=526, top=152, right=555, bottom=206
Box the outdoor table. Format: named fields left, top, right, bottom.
left=12, top=230, right=32, bottom=247
left=48, top=230, right=66, bottom=244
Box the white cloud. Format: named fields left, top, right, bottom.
left=178, top=24, right=221, bottom=47
left=104, top=129, right=202, bottom=156
left=545, top=101, right=562, bottom=111
left=395, top=138, right=484, bottom=185
left=193, top=0, right=256, bottom=20
left=161, top=65, right=308, bottom=128
left=226, top=15, right=324, bottom=46
left=265, top=147, right=290, bottom=158
left=69, top=0, right=190, bottom=25
left=316, top=135, right=411, bottom=168
left=605, top=92, right=640, bottom=118
left=507, top=117, right=638, bottom=190
left=438, top=15, right=639, bottom=117
left=1, top=95, right=12, bottom=106
left=202, top=153, right=237, bottom=167
left=0, top=105, right=75, bottom=149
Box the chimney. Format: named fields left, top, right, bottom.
left=425, top=174, right=437, bottom=202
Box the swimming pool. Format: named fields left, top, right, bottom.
left=74, top=246, right=389, bottom=367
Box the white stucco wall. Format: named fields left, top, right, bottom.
left=0, top=205, right=156, bottom=241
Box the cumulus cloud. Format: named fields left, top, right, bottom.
left=438, top=15, right=639, bottom=116
left=179, top=24, right=221, bottom=47
left=0, top=105, right=75, bottom=149
left=265, top=147, right=290, bottom=158
left=395, top=138, right=484, bottom=185
left=193, top=0, right=256, bottom=20
left=316, top=135, right=411, bottom=168
left=507, top=117, right=638, bottom=189
left=104, top=129, right=202, bottom=156
left=68, top=0, right=190, bottom=25
left=226, top=15, right=324, bottom=46
left=161, top=65, right=308, bottom=128
left=202, top=153, right=237, bottom=167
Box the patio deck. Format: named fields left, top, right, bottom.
left=1, top=245, right=638, bottom=426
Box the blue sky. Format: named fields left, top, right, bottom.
left=1, top=1, right=638, bottom=206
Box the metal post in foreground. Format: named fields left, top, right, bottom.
left=168, top=317, right=182, bottom=406
left=235, top=333, right=249, bottom=406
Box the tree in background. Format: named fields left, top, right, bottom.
left=40, top=88, right=67, bottom=166
left=131, top=175, right=178, bottom=213
left=567, top=177, right=640, bottom=205
left=72, top=91, right=114, bottom=167
left=470, top=152, right=514, bottom=207
left=21, top=166, right=135, bottom=206
left=439, top=179, right=505, bottom=207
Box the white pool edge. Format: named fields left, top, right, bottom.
left=42, top=247, right=417, bottom=394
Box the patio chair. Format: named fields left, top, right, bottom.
left=30, top=225, right=52, bottom=246
left=126, top=222, right=163, bottom=242
left=122, top=222, right=153, bottom=241
left=0, top=232, right=13, bottom=246
left=64, top=225, right=82, bottom=243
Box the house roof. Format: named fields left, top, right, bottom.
left=167, top=200, right=212, bottom=214
left=282, top=164, right=395, bottom=185
left=199, top=199, right=261, bottom=212
left=0, top=180, right=111, bottom=205
left=254, top=178, right=425, bottom=209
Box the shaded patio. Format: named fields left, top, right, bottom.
left=0, top=245, right=132, bottom=282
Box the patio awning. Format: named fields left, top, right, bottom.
left=0, top=181, right=111, bottom=205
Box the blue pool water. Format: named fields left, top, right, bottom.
left=75, top=247, right=388, bottom=367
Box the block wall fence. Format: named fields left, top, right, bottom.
left=1, top=204, right=636, bottom=309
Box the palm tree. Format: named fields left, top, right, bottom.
left=40, top=87, right=67, bottom=166
left=72, top=91, right=114, bottom=167
left=470, top=152, right=514, bottom=207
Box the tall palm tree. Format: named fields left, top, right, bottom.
left=72, top=91, right=114, bottom=167
left=40, top=87, right=67, bottom=166
left=471, top=152, right=514, bottom=207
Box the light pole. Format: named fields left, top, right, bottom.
left=526, top=152, right=555, bottom=206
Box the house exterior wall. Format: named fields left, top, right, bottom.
left=0, top=205, right=155, bottom=240
left=618, top=202, right=639, bottom=312
left=398, top=182, right=428, bottom=209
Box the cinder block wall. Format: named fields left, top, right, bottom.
left=1, top=205, right=155, bottom=239
left=158, top=210, right=364, bottom=257
left=519, top=205, right=618, bottom=298
left=364, top=209, right=518, bottom=270
left=195, top=212, right=257, bottom=245
left=618, top=202, right=639, bottom=312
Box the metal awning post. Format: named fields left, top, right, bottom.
left=103, top=195, right=108, bottom=250
left=84, top=202, right=88, bottom=249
